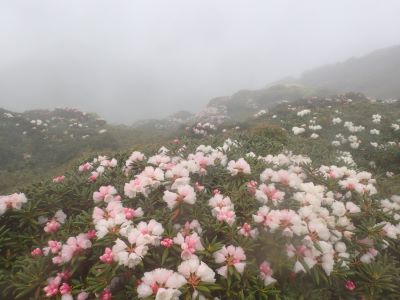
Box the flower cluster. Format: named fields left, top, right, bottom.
left=0, top=193, right=27, bottom=215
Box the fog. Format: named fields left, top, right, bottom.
left=0, top=0, right=399, bottom=123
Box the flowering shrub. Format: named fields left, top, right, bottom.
left=265, top=95, right=400, bottom=174
left=1, top=127, right=400, bottom=300
left=2, top=94, right=400, bottom=299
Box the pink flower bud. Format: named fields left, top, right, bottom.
left=100, top=288, right=112, bottom=300
left=43, top=284, right=59, bottom=297
left=59, top=283, right=71, bottom=295
left=31, top=248, right=42, bottom=257
left=48, top=240, right=62, bottom=254
left=124, top=208, right=136, bottom=220
left=160, top=238, right=173, bottom=248
left=259, top=261, right=273, bottom=276
left=87, top=230, right=97, bottom=240
left=44, top=220, right=61, bottom=233
left=88, top=171, right=99, bottom=182
left=58, top=270, right=72, bottom=280
left=345, top=280, right=356, bottom=291
left=99, top=248, right=114, bottom=264
left=53, top=175, right=65, bottom=183
left=246, top=180, right=257, bottom=195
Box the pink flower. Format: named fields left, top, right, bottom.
left=59, top=283, right=71, bottom=295
left=58, top=270, right=72, bottom=280
left=246, top=180, right=258, bottom=195
left=86, top=230, right=97, bottom=240
left=52, top=175, right=65, bottom=183
left=161, top=238, right=174, bottom=248
left=61, top=233, right=92, bottom=262
left=238, top=223, right=258, bottom=238
left=194, top=182, right=205, bottom=192
left=93, top=186, right=118, bottom=203
left=43, top=240, right=62, bottom=255
left=77, top=292, right=89, bottom=300
left=88, top=171, right=99, bottom=182
left=286, top=244, right=308, bottom=258
left=124, top=207, right=144, bottom=220
left=44, top=219, right=61, bottom=233
left=214, top=245, right=246, bottom=277
left=172, top=138, right=180, bottom=144
left=216, top=208, right=236, bottom=226
left=100, top=288, right=112, bottom=300
left=259, top=261, right=276, bottom=285
left=31, top=247, right=42, bottom=257
left=100, top=248, right=114, bottom=264
left=43, top=276, right=61, bottom=297
left=213, top=189, right=221, bottom=195
left=79, top=162, right=93, bottom=172
left=174, top=232, right=204, bottom=260
left=227, top=158, right=251, bottom=176
left=52, top=255, right=63, bottom=265
left=255, top=184, right=285, bottom=205
left=163, top=185, right=196, bottom=210
left=43, top=210, right=66, bottom=233
left=345, top=280, right=356, bottom=291
left=177, top=220, right=202, bottom=237
left=253, top=206, right=272, bottom=226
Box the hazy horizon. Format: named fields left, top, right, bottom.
left=1, top=0, right=400, bottom=123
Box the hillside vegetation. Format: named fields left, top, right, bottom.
left=1, top=93, right=400, bottom=299
left=0, top=108, right=175, bottom=193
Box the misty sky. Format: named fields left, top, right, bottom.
left=1, top=1, right=400, bottom=123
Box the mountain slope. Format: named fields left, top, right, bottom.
left=292, top=45, right=400, bottom=98
left=1, top=95, right=400, bottom=299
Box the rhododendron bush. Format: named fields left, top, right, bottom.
left=1, top=132, right=400, bottom=299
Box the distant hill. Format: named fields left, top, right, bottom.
left=289, top=45, right=400, bottom=99
left=198, top=84, right=325, bottom=123
left=196, top=45, right=400, bottom=123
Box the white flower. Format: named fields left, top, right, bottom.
left=345, top=202, right=361, bottom=213
left=335, top=242, right=347, bottom=253
left=137, top=268, right=186, bottom=299
left=112, top=234, right=148, bottom=268
left=297, top=109, right=311, bottom=117
left=292, top=127, right=305, bottom=135
left=178, top=257, right=216, bottom=283
left=227, top=158, right=251, bottom=176
left=54, top=210, right=67, bottom=223
left=370, top=129, right=380, bottom=135
left=163, top=185, right=196, bottom=210
left=391, top=124, right=399, bottom=131
left=332, top=117, right=342, bottom=124
left=332, top=201, right=346, bottom=217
